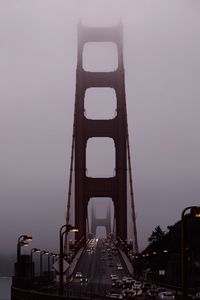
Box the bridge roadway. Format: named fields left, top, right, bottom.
left=66, top=238, right=131, bottom=298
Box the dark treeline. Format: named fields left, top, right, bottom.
left=146, top=215, right=200, bottom=254
left=133, top=215, right=200, bottom=287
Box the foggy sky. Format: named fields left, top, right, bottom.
left=0, top=0, right=200, bottom=255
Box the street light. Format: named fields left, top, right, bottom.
left=49, top=253, right=57, bottom=279
left=51, top=253, right=56, bottom=265
left=40, top=250, right=49, bottom=280
left=59, top=224, right=79, bottom=295
left=30, top=248, right=40, bottom=280
left=181, top=206, right=200, bottom=300
left=17, top=235, right=32, bottom=262
left=47, top=252, right=52, bottom=281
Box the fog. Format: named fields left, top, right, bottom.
left=0, top=0, right=200, bottom=257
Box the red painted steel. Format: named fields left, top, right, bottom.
left=64, top=23, right=138, bottom=248
left=74, top=23, right=128, bottom=241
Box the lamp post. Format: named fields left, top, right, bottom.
left=51, top=253, right=56, bottom=265
left=17, top=235, right=32, bottom=262
left=49, top=253, right=56, bottom=280
left=30, top=248, right=40, bottom=280
left=47, top=252, right=51, bottom=281
left=181, top=206, right=200, bottom=300
left=59, top=224, right=79, bottom=295
left=40, top=250, right=49, bottom=280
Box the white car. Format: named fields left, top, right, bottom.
left=158, top=291, right=175, bottom=300
left=133, top=281, right=142, bottom=289
left=133, top=288, right=143, bottom=296
left=75, top=271, right=82, bottom=278
left=117, top=264, right=123, bottom=270
left=110, top=274, right=118, bottom=281
left=122, top=277, right=134, bottom=283
left=106, top=293, right=123, bottom=299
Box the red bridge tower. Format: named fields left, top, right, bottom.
left=66, top=23, right=138, bottom=251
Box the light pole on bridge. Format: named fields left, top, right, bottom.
left=181, top=206, right=200, bottom=300
left=59, top=224, right=79, bottom=295
left=30, top=248, right=40, bottom=280
left=40, top=250, right=49, bottom=280
left=17, top=235, right=32, bottom=263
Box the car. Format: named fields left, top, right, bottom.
left=122, top=289, right=136, bottom=298
left=158, top=291, right=175, bottom=299
left=75, top=271, right=82, bottom=278
left=110, top=274, right=118, bottom=281
left=122, top=277, right=134, bottom=283
left=157, top=288, right=167, bottom=295
left=142, top=282, right=152, bottom=291
left=122, top=276, right=128, bottom=282
left=106, top=293, right=123, bottom=299
left=193, top=292, right=200, bottom=299
left=122, top=282, right=132, bottom=289
left=122, top=278, right=134, bottom=289
left=132, top=288, right=143, bottom=296
left=112, top=279, right=123, bottom=288
left=117, top=264, right=123, bottom=270
left=146, top=288, right=158, bottom=297
left=133, top=281, right=142, bottom=289
left=80, top=277, right=88, bottom=283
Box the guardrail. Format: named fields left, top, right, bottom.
left=11, top=286, right=91, bottom=300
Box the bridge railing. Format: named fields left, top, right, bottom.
left=11, top=286, right=91, bottom=300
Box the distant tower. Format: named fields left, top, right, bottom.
left=91, top=203, right=111, bottom=237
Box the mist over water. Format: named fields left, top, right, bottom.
left=0, top=277, right=12, bottom=300
left=0, top=0, right=200, bottom=261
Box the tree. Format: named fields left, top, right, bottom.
left=148, top=225, right=166, bottom=245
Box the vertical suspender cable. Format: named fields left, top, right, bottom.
left=124, top=100, right=139, bottom=253
left=86, top=210, right=89, bottom=237
left=113, top=214, right=116, bottom=235
left=64, top=121, right=75, bottom=253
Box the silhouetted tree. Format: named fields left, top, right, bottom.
left=148, top=225, right=166, bottom=245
